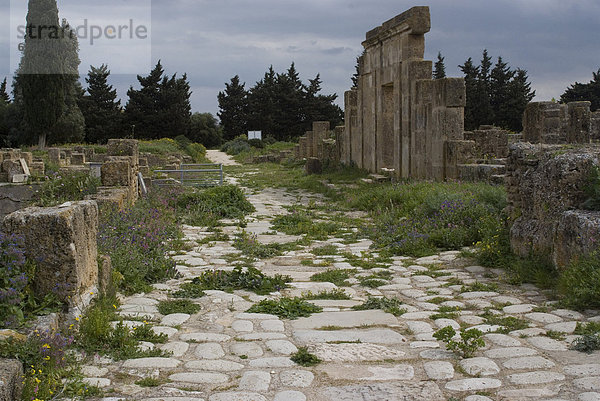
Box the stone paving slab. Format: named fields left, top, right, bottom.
left=291, top=310, right=399, bottom=330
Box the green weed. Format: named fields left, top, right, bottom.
left=290, top=347, right=322, bottom=367
left=246, top=297, right=322, bottom=319
left=352, top=296, right=406, bottom=316
left=310, top=269, right=356, bottom=287
left=433, top=326, right=485, bottom=358
left=157, top=299, right=201, bottom=315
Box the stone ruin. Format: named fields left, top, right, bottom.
left=0, top=149, right=45, bottom=183
left=295, top=7, right=515, bottom=183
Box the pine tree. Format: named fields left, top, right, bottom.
left=433, top=52, right=446, bottom=79
left=16, top=0, right=71, bottom=149
left=505, top=68, right=535, bottom=131
left=472, top=49, right=494, bottom=128
left=0, top=79, right=10, bottom=104
left=159, top=73, right=192, bottom=138
left=248, top=66, right=277, bottom=136
left=125, top=61, right=164, bottom=139
left=80, top=64, right=124, bottom=143
left=217, top=75, right=248, bottom=141
left=459, top=58, right=480, bottom=131
left=273, top=63, right=306, bottom=140
left=490, top=56, right=515, bottom=129
left=561, top=69, right=600, bottom=111
left=351, top=52, right=364, bottom=88
left=304, top=73, right=342, bottom=131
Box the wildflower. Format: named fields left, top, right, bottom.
left=41, top=343, right=51, bottom=349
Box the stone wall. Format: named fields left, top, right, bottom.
left=0, top=149, right=43, bottom=183
left=0, top=184, right=40, bottom=221
left=522, top=101, right=598, bottom=145
left=505, top=142, right=600, bottom=268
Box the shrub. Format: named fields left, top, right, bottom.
left=248, top=138, right=264, bottom=148
left=175, top=185, right=255, bottom=227
left=433, top=326, right=485, bottom=358
left=558, top=251, right=600, bottom=310
left=291, top=347, right=321, bottom=366
left=570, top=334, right=600, bottom=353
left=191, top=266, right=290, bottom=295
left=246, top=297, right=322, bottom=319
left=221, top=136, right=250, bottom=155
left=157, top=299, right=201, bottom=315
left=0, top=233, right=28, bottom=328
left=35, top=171, right=100, bottom=207
left=352, top=296, right=406, bottom=316
left=310, top=269, right=356, bottom=287
left=98, top=190, right=180, bottom=294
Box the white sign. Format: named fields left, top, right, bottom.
left=248, top=131, right=262, bottom=140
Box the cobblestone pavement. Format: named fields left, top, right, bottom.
left=84, top=156, right=600, bottom=401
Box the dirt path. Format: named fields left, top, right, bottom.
left=206, top=150, right=240, bottom=166
left=84, top=169, right=600, bottom=401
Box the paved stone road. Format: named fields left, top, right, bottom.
left=85, top=154, right=600, bottom=401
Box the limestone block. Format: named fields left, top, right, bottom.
left=98, top=254, right=115, bottom=298
left=0, top=359, right=23, bottom=401
left=305, top=158, right=322, bottom=175
left=71, top=153, right=86, bottom=165
left=29, top=161, right=45, bottom=177
left=433, top=78, right=466, bottom=108
left=567, top=101, right=591, bottom=144
left=107, top=139, right=139, bottom=164
left=3, top=201, right=99, bottom=303
left=85, top=187, right=129, bottom=211
left=21, top=152, right=33, bottom=166
left=101, top=158, right=132, bottom=187
left=444, top=140, right=475, bottom=180
left=554, top=210, right=600, bottom=268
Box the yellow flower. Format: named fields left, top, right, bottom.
left=42, top=343, right=51, bottom=349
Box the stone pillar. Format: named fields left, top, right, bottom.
left=345, top=90, right=361, bottom=168
left=305, top=131, right=314, bottom=158
left=48, top=148, right=61, bottom=165
left=335, top=126, right=346, bottom=164
left=299, top=137, right=308, bottom=159
left=567, top=101, right=591, bottom=144
left=312, top=121, right=330, bottom=159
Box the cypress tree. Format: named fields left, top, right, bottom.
left=490, top=56, right=515, bottom=130
left=247, top=66, right=277, bottom=136
left=433, top=52, right=447, bottom=79
left=0, top=79, right=10, bottom=104
left=473, top=49, right=494, bottom=128
left=16, top=0, right=71, bottom=149
left=217, top=75, right=248, bottom=141
left=159, top=73, right=192, bottom=138
left=505, top=69, right=535, bottom=131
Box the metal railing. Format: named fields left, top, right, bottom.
left=152, top=164, right=223, bottom=187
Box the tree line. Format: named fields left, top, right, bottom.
left=217, top=64, right=343, bottom=141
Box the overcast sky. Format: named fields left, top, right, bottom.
left=1, top=0, right=599, bottom=117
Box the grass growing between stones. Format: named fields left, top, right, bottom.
left=433, top=326, right=485, bottom=359
left=271, top=207, right=346, bottom=240
left=187, top=266, right=291, bottom=295
left=430, top=306, right=462, bottom=320
left=157, top=299, right=201, bottom=315
left=358, top=271, right=393, bottom=288
left=310, top=269, right=356, bottom=287
left=290, top=347, right=322, bottom=367
left=174, top=185, right=255, bottom=227
left=246, top=297, right=322, bottom=319
left=232, top=231, right=303, bottom=259
left=480, top=310, right=529, bottom=333
left=301, top=289, right=351, bottom=300
left=77, top=296, right=170, bottom=361
left=352, top=297, right=406, bottom=316
left=460, top=282, right=499, bottom=293
left=312, top=245, right=340, bottom=256
left=135, top=377, right=171, bottom=387
left=574, top=322, right=600, bottom=335
left=34, top=170, right=101, bottom=207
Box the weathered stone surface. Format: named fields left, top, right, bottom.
left=230, top=342, right=263, bottom=358
left=565, top=364, right=600, bottom=377
left=445, top=378, right=502, bottom=392
left=3, top=201, right=99, bottom=303
left=279, top=370, right=314, bottom=388
left=249, top=357, right=296, bottom=368
left=260, top=320, right=285, bottom=332
left=527, top=336, right=568, bottom=351
left=574, top=377, right=600, bottom=391
left=292, top=310, right=398, bottom=330
left=161, top=313, right=191, bottom=327
left=525, top=312, right=563, bottom=324
left=502, top=356, right=556, bottom=370
left=424, top=361, right=454, bottom=380
left=239, top=371, right=271, bottom=392
left=311, top=343, right=405, bottom=362
left=195, top=343, right=225, bottom=359
left=169, top=372, right=229, bottom=384
left=293, top=329, right=407, bottom=345
left=0, top=359, right=23, bottom=401
left=484, top=347, right=538, bottom=359
left=273, top=390, right=306, bottom=401
left=459, top=357, right=500, bottom=376
left=265, top=340, right=298, bottom=355
left=185, top=360, right=244, bottom=372
left=318, top=364, right=414, bottom=381
left=319, top=382, right=444, bottom=401
left=209, top=393, right=267, bottom=401
left=231, top=320, right=254, bottom=332
left=180, top=333, right=231, bottom=342
left=484, top=333, right=522, bottom=347
left=507, top=371, right=565, bottom=385
left=123, top=357, right=181, bottom=369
